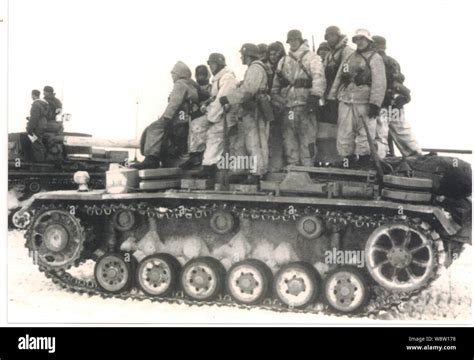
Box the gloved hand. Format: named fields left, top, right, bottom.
left=306, top=95, right=321, bottom=113
left=219, top=96, right=230, bottom=107
left=368, top=104, right=381, bottom=118
left=393, top=95, right=409, bottom=109
left=200, top=104, right=207, bottom=114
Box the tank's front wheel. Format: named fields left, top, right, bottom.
left=181, top=257, right=226, bottom=301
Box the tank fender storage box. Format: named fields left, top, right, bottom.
left=106, top=164, right=138, bottom=194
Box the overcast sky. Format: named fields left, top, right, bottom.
left=4, top=0, right=474, bottom=151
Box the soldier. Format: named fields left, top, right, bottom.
left=26, top=90, right=49, bottom=162
left=182, top=53, right=239, bottom=176
left=317, top=41, right=331, bottom=61
left=195, top=65, right=212, bottom=98
left=43, top=86, right=62, bottom=122
left=258, top=43, right=269, bottom=63
left=271, top=29, right=326, bottom=167
left=219, top=43, right=271, bottom=184
left=133, top=61, right=200, bottom=169
left=267, top=41, right=287, bottom=171
left=372, top=35, right=421, bottom=158
left=323, top=26, right=354, bottom=123
left=328, top=29, right=386, bottom=166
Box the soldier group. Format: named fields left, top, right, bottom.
left=26, top=86, right=63, bottom=162
left=132, top=27, right=422, bottom=183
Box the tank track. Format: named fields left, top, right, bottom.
left=26, top=201, right=446, bottom=318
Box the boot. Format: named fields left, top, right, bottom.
left=200, top=164, right=217, bottom=179
left=242, top=174, right=261, bottom=185
left=129, top=155, right=161, bottom=170
left=357, top=154, right=372, bottom=168
left=336, top=155, right=357, bottom=169
left=179, top=152, right=203, bottom=170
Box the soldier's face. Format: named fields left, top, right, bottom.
left=208, top=62, right=219, bottom=75
left=354, top=36, right=370, bottom=51
left=269, top=50, right=279, bottom=65
left=171, top=71, right=179, bottom=82
left=318, top=48, right=330, bottom=60
left=326, top=33, right=339, bottom=48
left=288, top=38, right=301, bottom=52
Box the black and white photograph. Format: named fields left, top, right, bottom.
left=2, top=0, right=472, bottom=334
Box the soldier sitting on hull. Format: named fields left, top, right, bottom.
left=132, top=61, right=202, bottom=170
left=26, top=89, right=49, bottom=162
left=43, top=86, right=62, bottom=122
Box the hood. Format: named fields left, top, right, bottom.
left=212, top=66, right=235, bottom=83
left=289, top=41, right=311, bottom=58
left=172, top=61, right=192, bottom=80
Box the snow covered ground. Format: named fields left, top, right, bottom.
left=7, top=229, right=472, bottom=325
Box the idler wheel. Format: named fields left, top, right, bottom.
left=365, top=224, right=436, bottom=292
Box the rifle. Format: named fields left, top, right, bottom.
left=312, top=35, right=315, bottom=52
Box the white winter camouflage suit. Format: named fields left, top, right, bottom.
left=271, top=42, right=326, bottom=166
left=189, top=67, right=238, bottom=166
left=227, top=60, right=269, bottom=176
left=328, top=49, right=386, bottom=157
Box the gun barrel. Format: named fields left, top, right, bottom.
left=61, top=136, right=140, bottom=149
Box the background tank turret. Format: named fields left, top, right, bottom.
left=8, top=115, right=137, bottom=228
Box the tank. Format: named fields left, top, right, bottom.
left=8, top=116, right=132, bottom=228
left=19, top=154, right=471, bottom=315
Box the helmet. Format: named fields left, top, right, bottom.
left=324, top=26, right=341, bottom=40
left=352, top=29, right=374, bottom=43
left=240, top=43, right=260, bottom=58
left=318, top=41, right=331, bottom=52
left=372, top=35, right=387, bottom=50
left=286, top=29, right=303, bottom=43
left=43, top=85, right=55, bottom=94
left=207, top=53, right=226, bottom=66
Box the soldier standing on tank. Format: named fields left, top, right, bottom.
left=26, top=90, right=49, bottom=162
left=266, top=41, right=287, bottom=171
left=43, top=86, right=62, bottom=122
left=271, top=29, right=326, bottom=167
left=372, top=35, right=421, bottom=158
left=182, top=53, right=239, bottom=176
left=195, top=65, right=212, bottom=99
left=317, top=41, right=331, bottom=61
left=219, top=43, right=271, bottom=184
left=132, top=61, right=200, bottom=170
left=323, top=26, right=354, bottom=124
left=327, top=29, right=386, bottom=167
